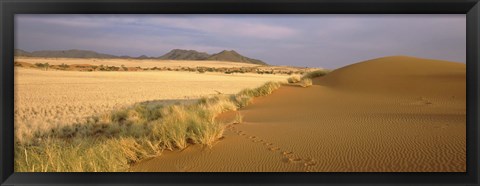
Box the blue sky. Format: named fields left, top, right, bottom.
left=15, top=14, right=465, bottom=69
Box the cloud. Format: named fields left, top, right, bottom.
left=15, top=14, right=465, bottom=68
left=17, top=15, right=299, bottom=40
left=135, top=16, right=299, bottom=40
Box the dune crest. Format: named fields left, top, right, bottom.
left=316, top=56, right=465, bottom=97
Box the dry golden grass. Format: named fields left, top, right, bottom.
left=299, top=78, right=313, bottom=87
left=15, top=57, right=262, bottom=69
left=14, top=65, right=287, bottom=172
left=15, top=68, right=288, bottom=144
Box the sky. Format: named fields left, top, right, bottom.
left=15, top=14, right=465, bottom=69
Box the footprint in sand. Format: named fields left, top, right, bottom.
left=418, top=97, right=433, bottom=105
left=434, top=124, right=449, bottom=129
left=304, top=160, right=317, bottom=167
left=175, top=164, right=192, bottom=172
left=233, top=131, right=317, bottom=169
left=282, top=157, right=303, bottom=164
left=268, top=147, right=280, bottom=151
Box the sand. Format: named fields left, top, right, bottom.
left=130, top=56, right=466, bottom=172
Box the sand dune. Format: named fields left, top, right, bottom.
left=316, top=56, right=466, bottom=97
left=131, top=56, right=465, bottom=172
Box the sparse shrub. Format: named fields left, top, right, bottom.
left=34, top=63, right=45, bottom=68
left=34, top=63, right=49, bottom=70
left=121, top=65, right=128, bottom=71
left=60, top=63, right=69, bottom=69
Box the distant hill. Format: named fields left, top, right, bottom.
left=15, top=49, right=32, bottom=57
left=208, top=50, right=267, bottom=65
left=15, top=49, right=118, bottom=59
left=137, top=55, right=152, bottom=59
left=158, top=49, right=210, bottom=60
left=15, top=48, right=269, bottom=65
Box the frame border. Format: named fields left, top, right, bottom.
left=1, top=0, right=479, bottom=185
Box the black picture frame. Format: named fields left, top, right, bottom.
left=1, top=0, right=478, bottom=185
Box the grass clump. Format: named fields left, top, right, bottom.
left=299, top=78, right=313, bottom=88
left=287, top=76, right=301, bottom=83
left=233, top=112, right=243, bottom=124
left=301, top=69, right=330, bottom=80
left=15, top=81, right=283, bottom=172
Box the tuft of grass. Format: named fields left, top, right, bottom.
left=287, top=76, right=301, bottom=84
left=15, top=81, right=283, bottom=172
left=233, top=112, right=243, bottom=124
left=299, top=78, right=313, bottom=88
left=301, top=69, right=330, bottom=80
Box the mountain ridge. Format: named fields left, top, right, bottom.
left=15, top=49, right=268, bottom=65
left=208, top=50, right=267, bottom=65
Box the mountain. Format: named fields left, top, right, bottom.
left=14, top=49, right=119, bottom=59
left=158, top=49, right=210, bottom=60
left=26, top=49, right=119, bottom=58
left=15, top=49, right=32, bottom=57
left=207, top=50, right=267, bottom=65
left=14, top=48, right=269, bottom=65
left=137, top=55, right=152, bottom=59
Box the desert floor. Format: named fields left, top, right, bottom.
left=131, top=56, right=466, bottom=172
left=14, top=67, right=289, bottom=141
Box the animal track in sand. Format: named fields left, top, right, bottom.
left=414, top=97, right=433, bottom=105
left=227, top=126, right=317, bottom=170
left=268, top=147, right=281, bottom=151
left=304, top=160, right=318, bottom=167
left=280, top=151, right=318, bottom=170
left=281, top=156, right=303, bottom=163
left=175, top=164, right=193, bottom=172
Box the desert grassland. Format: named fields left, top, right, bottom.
left=15, top=57, right=317, bottom=73
left=14, top=65, right=303, bottom=172
left=15, top=68, right=289, bottom=143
